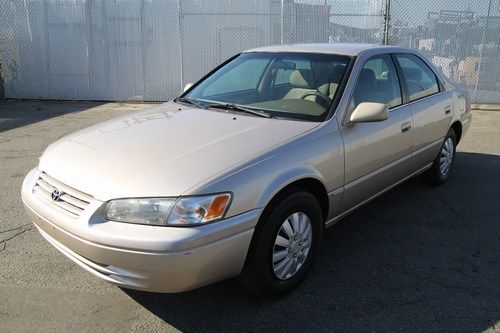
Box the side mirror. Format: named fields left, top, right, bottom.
left=183, top=83, right=194, bottom=92
left=350, top=102, right=388, bottom=123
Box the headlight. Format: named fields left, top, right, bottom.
left=166, top=193, right=231, bottom=226
left=105, top=193, right=231, bottom=227
left=105, top=198, right=175, bottom=226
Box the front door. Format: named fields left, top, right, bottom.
left=340, top=54, right=412, bottom=212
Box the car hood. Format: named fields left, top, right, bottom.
left=39, top=102, right=319, bottom=200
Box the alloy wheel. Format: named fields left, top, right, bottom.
left=439, top=137, right=454, bottom=175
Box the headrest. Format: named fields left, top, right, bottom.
left=357, top=68, right=377, bottom=90
left=290, top=69, right=313, bottom=88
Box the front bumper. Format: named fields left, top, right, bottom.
left=21, top=168, right=260, bottom=293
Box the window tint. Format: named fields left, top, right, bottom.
left=352, top=54, right=402, bottom=109
left=395, top=53, right=439, bottom=101
left=202, top=58, right=269, bottom=96
left=273, top=59, right=311, bottom=85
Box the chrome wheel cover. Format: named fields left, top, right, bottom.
left=439, top=137, right=454, bottom=176
left=272, top=212, right=312, bottom=280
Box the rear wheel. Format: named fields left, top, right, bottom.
left=425, top=128, right=457, bottom=186
left=239, top=190, right=323, bottom=298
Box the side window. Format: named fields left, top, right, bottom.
left=395, top=53, right=439, bottom=101
left=202, top=58, right=268, bottom=97
left=352, top=54, right=402, bottom=109
left=273, top=59, right=311, bottom=85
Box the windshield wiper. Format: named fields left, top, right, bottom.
left=207, top=103, right=274, bottom=118
left=174, top=97, right=207, bottom=109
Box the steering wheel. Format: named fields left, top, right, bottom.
left=299, top=91, right=331, bottom=109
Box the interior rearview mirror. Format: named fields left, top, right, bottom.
left=350, top=102, right=389, bottom=123
left=183, top=83, right=194, bottom=92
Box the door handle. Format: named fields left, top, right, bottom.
left=445, top=106, right=452, bottom=115
left=401, top=122, right=411, bottom=133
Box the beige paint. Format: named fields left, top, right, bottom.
left=22, top=44, right=471, bottom=293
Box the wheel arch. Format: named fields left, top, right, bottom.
left=450, top=120, right=463, bottom=144
left=259, top=174, right=330, bottom=223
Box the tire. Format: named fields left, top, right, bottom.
left=425, top=128, right=457, bottom=186
left=238, top=190, right=323, bottom=298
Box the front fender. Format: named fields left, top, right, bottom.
left=255, top=165, right=325, bottom=209
left=188, top=120, right=344, bottom=219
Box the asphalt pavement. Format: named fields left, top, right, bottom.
left=1, top=100, right=499, bottom=332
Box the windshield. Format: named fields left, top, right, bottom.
left=183, top=52, right=351, bottom=121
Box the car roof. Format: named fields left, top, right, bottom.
left=243, top=43, right=404, bottom=56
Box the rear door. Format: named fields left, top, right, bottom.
left=340, top=54, right=413, bottom=213
left=393, top=53, right=453, bottom=173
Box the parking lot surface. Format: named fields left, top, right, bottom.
left=1, top=100, right=499, bottom=332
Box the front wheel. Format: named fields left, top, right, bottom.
left=425, top=128, right=457, bottom=186
left=238, top=190, right=323, bottom=298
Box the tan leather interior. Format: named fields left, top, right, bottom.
left=283, top=65, right=345, bottom=105
left=283, top=69, right=317, bottom=101
left=317, top=65, right=346, bottom=99
left=289, top=69, right=314, bottom=88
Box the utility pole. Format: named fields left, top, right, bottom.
left=383, top=0, right=391, bottom=45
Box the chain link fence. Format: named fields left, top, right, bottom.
left=0, top=0, right=498, bottom=103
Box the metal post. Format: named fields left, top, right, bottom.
left=177, top=0, right=184, bottom=90
left=383, top=0, right=391, bottom=45
left=0, top=61, right=4, bottom=99
left=474, top=0, right=493, bottom=99
left=323, top=0, right=327, bottom=43
left=280, top=0, right=284, bottom=44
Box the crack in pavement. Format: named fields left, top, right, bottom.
left=431, top=188, right=469, bottom=222
left=0, top=225, right=34, bottom=252
left=0, top=223, right=31, bottom=234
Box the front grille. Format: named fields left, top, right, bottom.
left=33, top=172, right=92, bottom=218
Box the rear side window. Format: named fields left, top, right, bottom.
left=395, top=53, right=439, bottom=102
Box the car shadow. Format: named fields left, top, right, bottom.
left=124, top=152, right=500, bottom=332
left=0, top=100, right=104, bottom=133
